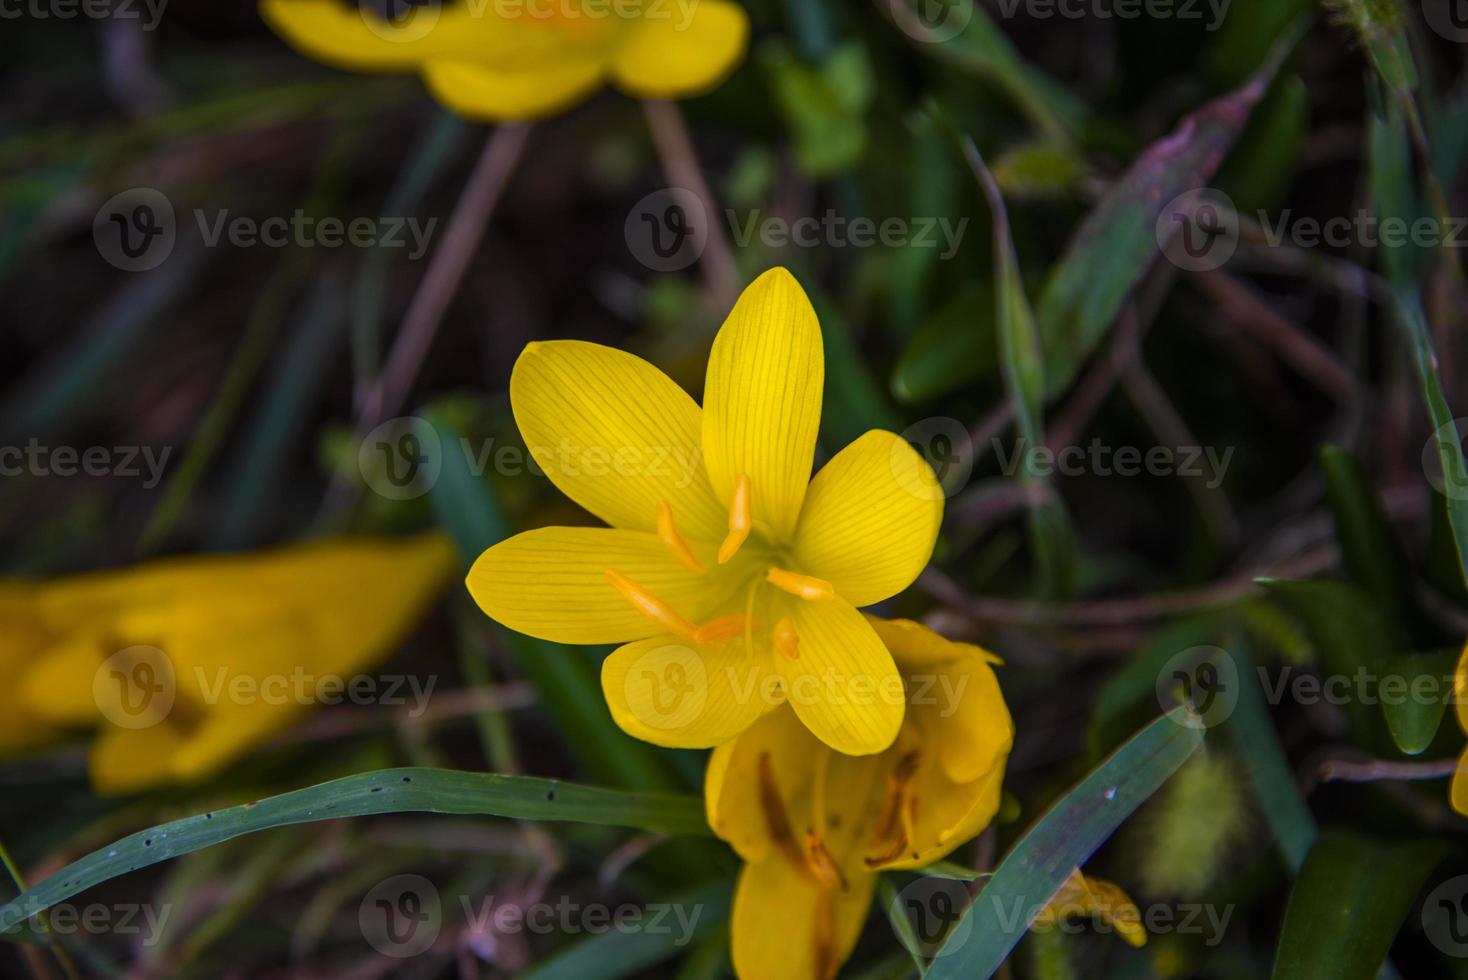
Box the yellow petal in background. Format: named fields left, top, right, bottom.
left=1455, top=640, right=1468, bottom=735
left=601, top=634, right=772, bottom=748
left=793, top=430, right=943, bottom=607
left=467, top=526, right=715, bottom=644
left=1452, top=747, right=1468, bottom=817
left=422, top=58, right=607, bottom=122
left=510, top=340, right=725, bottom=540
left=702, top=268, right=824, bottom=542
left=780, top=598, right=903, bottom=756
left=610, top=0, right=750, bottom=99
left=1036, top=869, right=1148, bottom=948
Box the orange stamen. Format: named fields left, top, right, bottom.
left=718, top=474, right=752, bottom=564
left=758, top=752, right=807, bottom=871
left=656, top=501, right=706, bottom=574
left=766, top=568, right=835, bottom=601
left=694, top=614, right=748, bottom=645
left=866, top=751, right=921, bottom=867
left=604, top=569, right=699, bottom=644
left=805, top=832, right=847, bottom=890
left=774, top=617, right=800, bottom=662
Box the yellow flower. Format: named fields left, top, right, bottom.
left=14, top=534, right=454, bottom=795
left=704, top=618, right=1012, bottom=980
left=0, top=584, right=62, bottom=754
left=260, top=0, right=750, bottom=121
left=1451, top=639, right=1468, bottom=815
left=1033, top=868, right=1147, bottom=948
left=467, top=269, right=945, bottom=755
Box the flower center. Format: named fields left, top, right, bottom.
left=605, top=477, right=836, bottom=654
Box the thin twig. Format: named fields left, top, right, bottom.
left=641, top=99, right=739, bottom=310
left=1317, top=756, right=1458, bottom=784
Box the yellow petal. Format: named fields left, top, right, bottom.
left=610, top=0, right=749, bottom=99
left=467, top=527, right=715, bottom=644
left=793, top=430, right=943, bottom=607
left=1036, top=870, right=1147, bottom=948
left=601, top=634, right=772, bottom=748
left=510, top=341, right=725, bottom=540
left=260, top=0, right=508, bottom=70
left=22, top=636, right=110, bottom=726
left=864, top=615, right=1003, bottom=669
left=780, top=598, right=903, bottom=756
left=422, top=58, right=607, bottom=122
left=1453, top=748, right=1468, bottom=817
left=932, top=656, right=1013, bottom=785
left=731, top=856, right=875, bottom=980
left=1456, top=640, right=1468, bottom=734
left=705, top=705, right=813, bottom=864
left=89, top=725, right=185, bottom=796
left=702, top=268, right=824, bottom=542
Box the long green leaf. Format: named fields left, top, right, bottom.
left=1270, top=832, right=1443, bottom=980
left=924, top=710, right=1205, bottom=978
left=0, top=768, right=708, bottom=939
left=1319, top=445, right=1412, bottom=627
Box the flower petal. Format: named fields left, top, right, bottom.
left=260, top=0, right=506, bottom=69
left=731, top=856, right=874, bottom=980
left=467, top=527, right=714, bottom=644
left=422, top=58, right=606, bottom=122
left=610, top=0, right=749, bottom=99
left=703, top=268, right=824, bottom=541
left=1454, top=748, right=1468, bottom=817
left=1456, top=641, right=1468, bottom=734
left=780, top=598, right=903, bottom=755
left=601, top=634, right=772, bottom=748
left=89, top=725, right=185, bottom=796
left=793, top=430, right=943, bottom=606
left=510, top=341, right=725, bottom=540
left=705, top=705, right=811, bottom=864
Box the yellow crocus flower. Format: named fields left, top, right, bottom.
left=1033, top=868, right=1148, bottom=948
left=1451, top=640, right=1468, bottom=815
left=467, top=269, right=944, bottom=756
left=260, top=0, right=750, bottom=121
left=0, top=584, right=62, bottom=754
left=15, top=534, right=454, bottom=795
left=704, top=617, right=1012, bottom=980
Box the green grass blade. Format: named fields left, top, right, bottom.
left=0, top=767, right=709, bottom=939
left=1270, top=832, right=1443, bottom=980
left=925, top=710, right=1205, bottom=979
left=520, top=879, right=732, bottom=980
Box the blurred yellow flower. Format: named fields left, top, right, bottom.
left=704, top=618, right=1011, bottom=980
left=13, top=534, right=454, bottom=795
left=467, top=268, right=944, bottom=756
left=1451, top=640, right=1468, bottom=815
left=1034, top=868, right=1147, bottom=948
left=260, top=0, right=750, bottom=121
left=0, top=584, right=63, bottom=754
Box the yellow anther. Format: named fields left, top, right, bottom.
left=766, top=568, right=835, bottom=601
left=656, top=501, right=706, bottom=574
left=804, top=832, right=847, bottom=890
left=718, top=474, right=753, bottom=564
left=694, top=614, right=748, bottom=645
left=774, top=617, right=800, bottom=662
left=604, top=569, right=700, bottom=644
left=865, top=751, right=920, bottom=867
